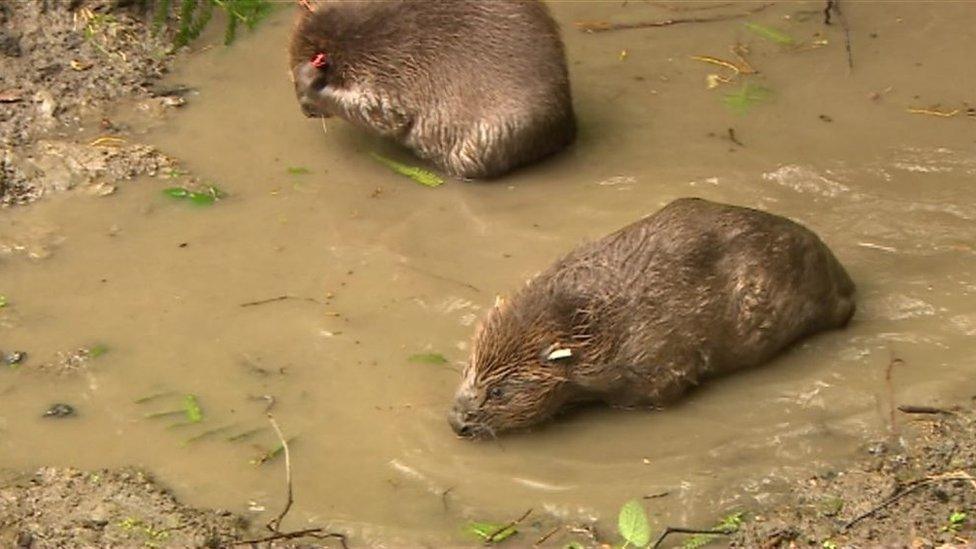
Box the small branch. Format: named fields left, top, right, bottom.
left=440, top=486, right=455, bottom=511
left=824, top=0, right=854, bottom=70
left=485, top=508, right=532, bottom=544
left=575, top=3, right=771, bottom=33
left=266, top=413, right=293, bottom=533
left=842, top=471, right=976, bottom=532
left=727, top=128, right=744, bottom=147
left=651, top=526, right=732, bottom=549
left=228, top=413, right=348, bottom=547
left=897, top=404, right=956, bottom=415
left=240, top=295, right=322, bottom=307
left=231, top=528, right=348, bottom=548
left=884, top=354, right=904, bottom=434
left=533, top=525, right=561, bottom=547
left=399, top=262, right=480, bottom=293
left=643, top=490, right=671, bottom=499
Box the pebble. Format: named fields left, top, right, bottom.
left=43, top=403, right=76, bottom=418
left=3, top=351, right=26, bottom=365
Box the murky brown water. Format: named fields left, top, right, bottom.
left=3, top=1, right=976, bottom=545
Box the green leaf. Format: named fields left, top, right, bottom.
left=88, top=344, right=109, bottom=358
left=744, top=22, right=796, bottom=45
left=465, top=521, right=517, bottom=543
left=370, top=153, right=444, bottom=187
left=163, top=187, right=190, bottom=198
left=618, top=500, right=651, bottom=547
left=949, top=511, right=967, bottom=524
left=187, top=192, right=216, bottom=206
left=722, top=83, right=772, bottom=115
left=0, top=295, right=7, bottom=308
left=286, top=166, right=311, bottom=175
left=183, top=394, right=203, bottom=423
left=408, top=353, right=448, bottom=365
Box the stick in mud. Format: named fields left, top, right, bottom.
left=533, top=525, right=561, bottom=547
left=884, top=354, right=904, bottom=434
left=266, top=413, right=293, bottom=533
left=650, top=526, right=733, bottom=549
left=575, top=3, right=771, bottom=33
left=897, top=404, right=956, bottom=415
left=841, top=471, right=976, bottom=532
left=230, top=414, right=349, bottom=547
left=485, top=508, right=532, bottom=544
left=824, top=0, right=854, bottom=70
left=240, top=295, right=322, bottom=307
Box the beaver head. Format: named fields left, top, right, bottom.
left=449, top=294, right=593, bottom=438
left=288, top=3, right=374, bottom=118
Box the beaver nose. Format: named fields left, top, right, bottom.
left=448, top=406, right=476, bottom=437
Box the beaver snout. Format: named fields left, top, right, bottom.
left=448, top=396, right=482, bottom=438
left=293, top=62, right=330, bottom=118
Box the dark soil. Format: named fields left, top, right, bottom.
left=0, top=467, right=248, bottom=548
left=0, top=0, right=177, bottom=205
left=731, top=403, right=976, bottom=549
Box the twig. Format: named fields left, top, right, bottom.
left=651, top=526, right=733, bottom=549
left=842, top=471, right=976, bottom=532
left=266, top=413, right=293, bottom=533
left=240, top=295, right=322, bottom=307
left=231, top=528, right=348, bottom=547
left=897, top=405, right=955, bottom=415
left=399, top=262, right=480, bottom=293
left=825, top=0, right=853, bottom=70
left=884, top=355, right=904, bottom=434
left=575, top=3, right=771, bottom=33
left=441, top=486, right=454, bottom=511
left=229, top=415, right=349, bottom=547
left=907, top=107, right=960, bottom=118
left=643, top=490, right=671, bottom=499
left=485, top=508, right=532, bottom=544
left=823, top=0, right=834, bottom=24
left=727, top=128, right=744, bottom=147
left=533, top=525, right=561, bottom=547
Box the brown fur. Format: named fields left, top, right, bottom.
left=287, top=0, right=576, bottom=179
left=449, top=198, right=856, bottom=438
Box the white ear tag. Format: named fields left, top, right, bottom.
left=546, top=348, right=573, bottom=361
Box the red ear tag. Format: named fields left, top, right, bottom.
left=311, top=53, right=329, bottom=69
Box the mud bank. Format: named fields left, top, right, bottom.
left=0, top=0, right=178, bottom=205
left=731, top=403, right=976, bottom=549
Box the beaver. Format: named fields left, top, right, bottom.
left=449, top=198, right=856, bottom=438
left=288, top=0, right=576, bottom=179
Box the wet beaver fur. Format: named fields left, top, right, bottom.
left=450, top=198, right=856, bottom=438
left=288, top=0, right=576, bottom=179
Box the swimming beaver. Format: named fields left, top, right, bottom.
left=288, top=0, right=576, bottom=179
left=449, top=198, right=856, bottom=438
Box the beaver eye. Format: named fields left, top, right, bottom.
left=488, top=386, right=504, bottom=399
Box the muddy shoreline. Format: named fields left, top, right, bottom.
left=2, top=1, right=974, bottom=548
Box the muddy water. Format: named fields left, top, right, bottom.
left=2, top=1, right=976, bottom=545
